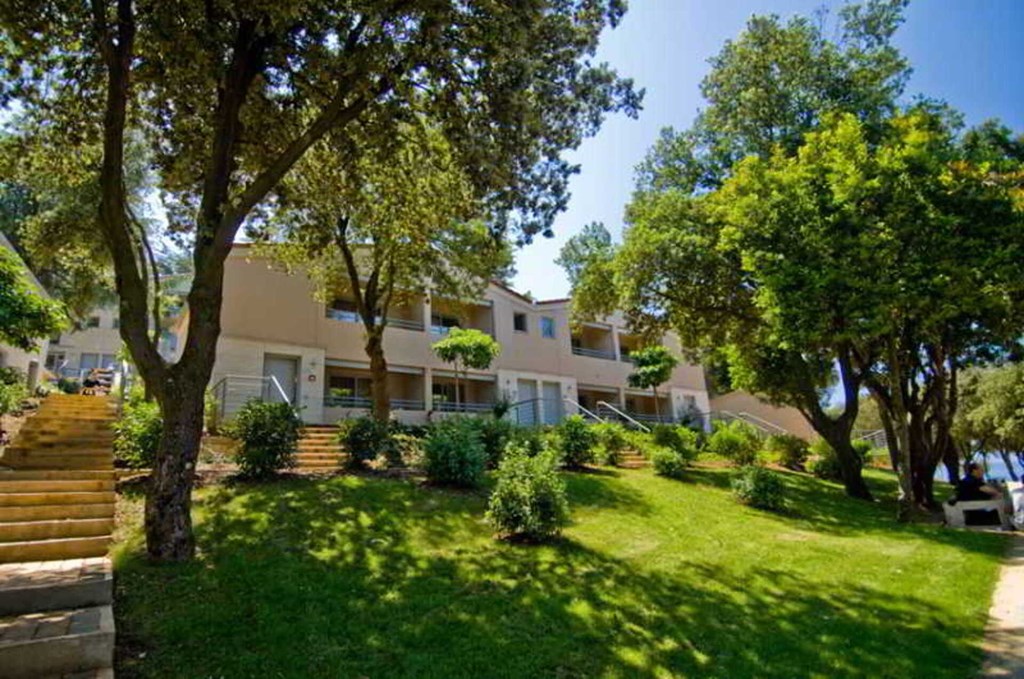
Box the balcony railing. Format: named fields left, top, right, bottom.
left=323, top=395, right=425, bottom=410
left=571, top=346, right=616, bottom=361
left=619, top=353, right=635, bottom=364
left=432, top=400, right=495, bottom=413
left=326, top=308, right=424, bottom=331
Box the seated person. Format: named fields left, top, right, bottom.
left=955, top=462, right=1002, bottom=502
left=954, top=462, right=1007, bottom=527
left=81, top=370, right=102, bottom=396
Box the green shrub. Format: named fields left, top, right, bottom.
left=651, top=447, right=686, bottom=479
left=592, top=421, right=629, bottom=466
left=707, top=420, right=760, bottom=465
left=230, top=400, right=301, bottom=478
left=338, top=417, right=396, bottom=468
left=555, top=414, right=596, bottom=468
left=423, top=417, right=487, bottom=487
left=732, top=465, right=785, bottom=511
left=651, top=424, right=700, bottom=464
left=0, top=368, right=28, bottom=416
left=763, top=433, right=809, bottom=470
left=470, top=416, right=515, bottom=468
left=486, top=449, right=569, bottom=541
left=508, top=426, right=547, bottom=457
left=56, top=377, right=80, bottom=394
left=112, top=398, right=162, bottom=468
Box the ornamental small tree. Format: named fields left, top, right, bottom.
left=627, top=346, right=678, bottom=422
left=431, top=328, right=500, bottom=409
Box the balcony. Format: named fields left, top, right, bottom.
left=323, top=394, right=425, bottom=411
left=571, top=324, right=616, bottom=361
left=326, top=299, right=424, bottom=331
left=431, top=374, right=496, bottom=413
left=323, top=366, right=426, bottom=412
left=429, top=299, right=494, bottom=337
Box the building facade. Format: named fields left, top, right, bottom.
left=195, top=246, right=712, bottom=426
left=45, top=305, right=123, bottom=377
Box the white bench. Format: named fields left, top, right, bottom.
left=944, top=481, right=1022, bottom=529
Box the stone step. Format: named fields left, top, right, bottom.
left=0, top=519, right=114, bottom=544
left=0, top=605, right=114, bottom=678
left=0, top=558, right=112, bottom=616
left=0, top=536, right=110, bottom=563
left=0, top=492, right=115, bottom=508
left=1, top=452, right=113, bottom=470
left=0, top=504, right=115, bottom=523
left=0, top=480, right=114, bottom=493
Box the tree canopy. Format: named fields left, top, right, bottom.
left=0, top=246, right=66, bottom=352
left=0, top=0, right=639, bottom=560
left=431, top=328, right=501, bottom=408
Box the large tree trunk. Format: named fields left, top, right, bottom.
left=886, top=338, right=916, bottom=521
left=828, top=433, right=874, bottom=500
left=145, top=382, right=206, bottom=560
left=365, top=330, right=390, bottom=423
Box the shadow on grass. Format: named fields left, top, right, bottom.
left=116, top=475, right=991, bottom=679
left=685, top=465, right=1008, bottom=557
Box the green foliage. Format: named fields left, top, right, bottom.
left=555, top=415, right=597, bottom=468
left=507, top=427, right=549, bottom=458
left=230, top=401, right=301, bottom=479
left=431, top=328, right=501, bottom=373
left=113, top=396, right=162, bottom=469
left=592, top=421, right=629, bottom=466
left=763, top=433, right=810, bottom=470
left=707, top=421, right=760, bottom=466
left=0, top=367, right=28, bottom=416
left=807, top=439, right=869, bottom=481
left=651, top=424, right=700, bottom=464
left=56, top=377, right=80, bottom=394
left=626, top=346, right=679, bottom=413
left=651, top=447, right=686, bottom=480
left=423, top=417, right=487, bottom=488
left=956, top=364, right=1024, bottom=460
left=0, top=245, right=66, bottom=351
left=337, top=417, right=402, bottom=469
left=467, top=416, right=515, bottom=469
left=731, top=465, right=786, bottom=511
left=486, top=449, right=569, bottom=541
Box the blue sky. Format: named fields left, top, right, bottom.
left=510, top=0, right=1024, bottom=300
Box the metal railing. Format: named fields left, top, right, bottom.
left=432, top=400, right=495, bottom=413
left=323, top=395, right=425, bottom=410
left=210, top=374, right=291, bottom=428
left=563, top=398, right=605, bottom=423
left=326, top=308, right=425, bottom=332
left=571, top=346, right=616, bottom=361
left=855, top=429, right=888, bottom=449
left=596, top=401, right=651, bottom=432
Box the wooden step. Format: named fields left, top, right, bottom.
left=0, top=536, right=110, bottom=563
left=0, top=492, right=115, bottom=508
left=0, top=605, right=114, bottom=677
left=0, top=519, right=114, bottom=544
left=0, top=557, right=112, bottom=616
left=0, top=479, right=114, bottom=493
left=0, top=504, right=115, bottom=523
left=0, top=471, right=115, bottom=481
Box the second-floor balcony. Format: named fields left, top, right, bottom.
left=428, top=298, right=494, bottom=337
left=571, top=323, right=616, bottom=361
left=326, top=299, right=425, bottom=332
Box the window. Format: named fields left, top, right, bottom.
left=112, top=318, right=120, bottom=329
left=80, top=353, right=99, bottom=370
left=100, top=354, right=118, bottom=369
left=50, top=334, right=61, bottom=344
left=432, top=382, right=465, bottom=403
left=86, top=316, right=100, bottom=328
left=326, top=299, right=359, bottom=323
left=328, top=375, right=371, bottom=404
left=513, top=312, right=528, bottom=333
left=540, top=316, right=556, bottom=339
left=45, top=352, right=65, bottom=370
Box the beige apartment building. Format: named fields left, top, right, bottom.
left=45, top=305, right=123, bottom=377
left=194, top=246, right=712, bottom=426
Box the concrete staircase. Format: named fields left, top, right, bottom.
left=296, top=426, right=344, bottom=471
left=0, top=394, right=116, bottom=677
left=619, top=449, right=650, bottom=469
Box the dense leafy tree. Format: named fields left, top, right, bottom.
left=0, top=246, right=66, bottom=351
left=955, top=364, right=1024, bottom=482
left=260, top=126, right=511, bottom=423
left=0, top=0, right=638, bottom=560
left=626, top=346, right=678, bottom=422
left=431, top=328, right=501, bottom=410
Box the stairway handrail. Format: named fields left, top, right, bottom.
left=596, top=400, right=650, bottom=433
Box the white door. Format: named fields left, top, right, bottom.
left=263, top=355, right=298, bottom=404
left=542, top=381, right=563, bottom=425
left=516, top=379, right=537, bottom=426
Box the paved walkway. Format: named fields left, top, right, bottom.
left=981, top=535, right=1024, bottom=678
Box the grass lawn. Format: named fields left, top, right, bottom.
left=112, top=466, right=1008, bottom=678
